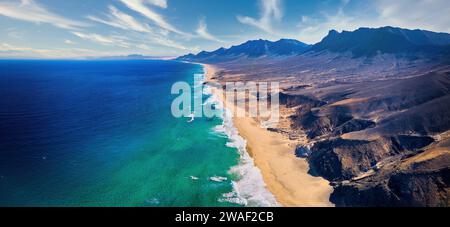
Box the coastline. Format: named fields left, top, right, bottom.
left=201, top=63, right=334, bottom=207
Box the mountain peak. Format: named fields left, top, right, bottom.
left=313, top=26, right=450, bottom=57
left=328, top=29, right=339, bottom=35
left=178, top=38, right=311, bottom=62
left=178, top=27, right=450, bottom=62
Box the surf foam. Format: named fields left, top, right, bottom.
left=201, top=65, right=279, bottom=207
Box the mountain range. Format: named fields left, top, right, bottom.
left=177, top=26, right=450, bottom=207
left=178, top=26, right=450, bottom=61
left=180, top=39, right=310, bottom=62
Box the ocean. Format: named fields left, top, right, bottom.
left=0, top=60, right=276, bottom=207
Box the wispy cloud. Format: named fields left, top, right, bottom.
left=87, top=5, right=152, bottom=33
left=0, top=0, right=86, bottom=30
left=64, top=39, right=75, bottom=45
left=296, top=0, right=450, bottom=44
left=118, top=0, right=186, bottom=35
left=196, top=18, right=223, bottom=42
left=86, top=5, right=190, bottom=51
left=153, top=37, right=189, bottom=50
left=375, top=0, right=450, bottom=32
left=72, top=28, right=191, bottom=52
left=296, top=6, right=361, bottom=44
left=0, top=43, right=33, bottom=52
left=6, top=28, right=26, bottom=39
left=0, top=42, right=167, bottom=58
left=237, top=0, right=283, bottom=33
left=72, top=32, right=130, bottom=48
left=146, top=0, right=168, bottom=9
left=0, top=42, right=95, bottom=58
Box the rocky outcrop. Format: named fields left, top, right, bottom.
left=308, top=138, right=397, bottom=181
left=330, top=145, right=450, bottom=207
left=290, top=71, right=450, bottom=207
left=279, top=92, right=325, bottom=108
left=295, top=145, right=311, bottom=158
left=332, top=119, right=375, bottom=136
left=185, top=28, right=450, bottom=207
left=291, top=105, right=374, bottom=139
left=308, top=135, right=436, bottom=181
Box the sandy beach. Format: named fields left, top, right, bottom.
left=202, top=63, right=334, bottom=207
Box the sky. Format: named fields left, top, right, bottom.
left=0, top=0, right=449, bottom=58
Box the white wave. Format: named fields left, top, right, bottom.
left=198, top=65, right=279, bottom=207
left=145, top=198, right=160, bottom=205
left=218, top=108, right=279, bottom=207
left=200, top=84, right=279, bottom=207
left=187, top=112, right=195, bottom=123
left=218, top=191, right=247, bottom=205
left=203, top=85, right=212, bottom=96
left=209, top=176, right=228, bottom=182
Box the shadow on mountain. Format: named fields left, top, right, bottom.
left=177, top=26, right=450, bottom=207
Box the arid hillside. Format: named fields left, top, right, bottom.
left=178, top=27, right=450, bottom=206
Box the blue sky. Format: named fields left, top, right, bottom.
left=0, top=0, right=449, bottom=58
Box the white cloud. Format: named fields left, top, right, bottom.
left=72, top=32, right=130, bottom=48
left=6, top=28, right=26, bottom=39
left=375, top=0, right=450, bottom=33
left=0, top=43, right=98, bottom=58
left=118, top=0, right=186, bottom=35
left=296, top=0, right=450, bottom=44
left=296, top=8, right=363, bottom=44
left=136, top=43, right=151, bottom=50
left=64, top=39, right=75, bottom=45
left=196, top=19, right=223, bottom=42
left=237, top=0, right=283, bottom=33
left=152, top=36, right=189, bottom=50
left=146, top=0, right=168, bottom=9
left=72, top=30, right=191, bottom=52
left=0, top=42, right=172, bottom=58
left=87, top=5, right=152, bottom=33
left=0, top=0, right=86, bottom=30
left=0, top=43, right=31, bottom=52
left=86, top=5, right=191, bottom=51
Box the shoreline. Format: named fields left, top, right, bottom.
left=201, top=63, right=334, bottom=207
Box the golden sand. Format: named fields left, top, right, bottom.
left=202, top=63, right=334, bottom=207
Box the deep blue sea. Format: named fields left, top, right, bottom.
left=0, top=60, right=246, bottom=206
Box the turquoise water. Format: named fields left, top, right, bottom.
left=0, top=60, right=249, bottom=207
